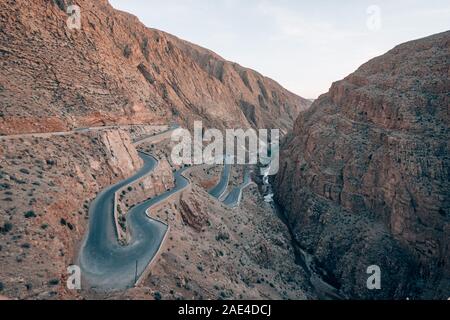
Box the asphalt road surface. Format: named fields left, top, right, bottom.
left=78, top=152, right=189, bottom=290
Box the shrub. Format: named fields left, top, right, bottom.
left=0, top=183, right=11, bottom=191
left=154, top=291, right=162, bottom=301
left=0, top=222, right=13, bottom=234
left=53, top=0, right=66, bottom=11
left=123, top=44, right=132, bottom=58
left=19, top=168, right=30, bottom=175
left=48, top=279, right=59, bottom=286
left=215, top=232, right=230, bottom=241
left=24, top=211, right=36, bottom=219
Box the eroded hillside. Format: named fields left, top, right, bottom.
left=0, top=0, right=310, bottom=135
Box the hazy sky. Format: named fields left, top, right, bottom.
left=109, top=0, right=449, bottom=98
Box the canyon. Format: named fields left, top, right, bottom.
left=0, top=0, right=448, bottom=301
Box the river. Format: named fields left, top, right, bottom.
left=259, top=152, right=344, bottom=300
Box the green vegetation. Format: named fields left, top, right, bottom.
left=0, top=222, right=13, bottom=234
left=19, top=168, right=30, bottom=175
left=24, top=210, right=36, bottom=218
left=154, top=291, right=162, bottom=300
left=48, top=279, right=60, bottom=286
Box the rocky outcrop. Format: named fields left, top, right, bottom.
left=274, top=31, right=449, bottom=299
left=100, top=130, right=143, bottom=178
left=179, top=195, right=209, bottom=232
left=0, top=0, right=310, bottom=135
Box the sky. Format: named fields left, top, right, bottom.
left=109, top=0, right=450, bottom=99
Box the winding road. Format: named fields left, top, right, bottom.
left=3, top=124, right=264, bottom=291
left=222, top=169, right=251, bottom=208
left=78, top=126, right=190, bottom=290
left=208, top=163, right=232, bottom=200
left=78, top=152, right=190, bottom=290
left=78, top=126, right=251, bottom=290
left=208, top=154, right=253, bottom=208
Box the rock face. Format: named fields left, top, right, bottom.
left=0, top=0, right=310, bottom=135
left=274, top=31, right=449, bottom=299
left=179, top=195, right=209, bottom=232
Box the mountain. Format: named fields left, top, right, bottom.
left=274, top=31, right=449, bottom=299
left=0, top=0, right=310, bottom=135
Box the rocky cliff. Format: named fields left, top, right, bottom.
left=0, top=0, right=310, bottom=135
left=274, top=31, right=449, bottom=299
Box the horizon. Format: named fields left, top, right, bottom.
left=109, top=0, right=450, bottom=99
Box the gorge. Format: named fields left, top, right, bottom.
left=0, top=0, right=448, bottom=301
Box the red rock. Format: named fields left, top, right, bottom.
left=0, top=0, right=310, bottom=135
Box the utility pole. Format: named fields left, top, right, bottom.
left=134, top=260, right=138, bottom=284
